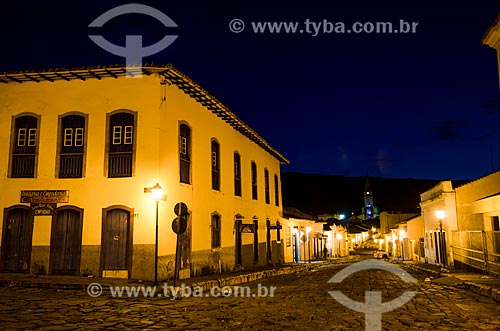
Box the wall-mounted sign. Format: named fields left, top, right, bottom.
left=240, top=224, right=255, bottom=233
left=30, top=203, right=57, bottom=216
left=21, top=190, right=69, bottom=203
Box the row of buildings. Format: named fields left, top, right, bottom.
left=0, top=64, right=337, bottom=281
left=347, top=15, right=500, bottom=278
left=377, top=174, right=500, bottom=278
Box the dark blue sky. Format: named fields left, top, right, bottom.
left=2, top=1, right=500, bottom=180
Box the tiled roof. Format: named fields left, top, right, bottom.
left=0, top=64, right=289, bottom=164
left=482, top=13, right=500, bottom=43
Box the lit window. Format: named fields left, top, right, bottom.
left=64, top=128, right=73, bottom=147
left=17, top=128, right=26, bottom=146
left=251, top=162, right=258, bottom=200
left=264, top=168, right=270, bottom=204
left=75, top=128, right=84, bottom=146
left=180, top=137, right=187, bottom=155
left=112, top=126, right=122, bottom=145
left=212, top=214, right=221, bottom=249
left=124, top=126, right=133, bottom=144
left=28, top=128, right=36, bottom=146
left=179, top=124, right=191, bottom=184
left=234, top=153, right=241, bottom=196
left=274, top=174, right=280, bottom=206
left=59, top=114, right=86, bottom=178
left=11, top=115, right=38, bottom=178
left=108, top=112, right=135, bottom=178
left=211, top=140, right=220, bottom=190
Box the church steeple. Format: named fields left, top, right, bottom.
left=362, top=175, right=374, bottom=220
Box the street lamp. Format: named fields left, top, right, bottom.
left=336, top=233, right=343, bottom=257
left=145, top=183, right=164, bottom=285
left=435, top=209, right=446, bottom=266
left=306, top=227, right=312, bottom=263
left=399, top=229, right=406, bottom=261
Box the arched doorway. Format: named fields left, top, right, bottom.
left=49, top=206, right=83, bottom=275
left=1, top=206, right=34, bottom=273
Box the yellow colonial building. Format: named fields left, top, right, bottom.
left=0, top=65, right=289, bottom=281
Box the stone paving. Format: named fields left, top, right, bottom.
left=0, top=261, right=499, bottom=330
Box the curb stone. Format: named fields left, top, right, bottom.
left=463, top=281, right=499, bottom=302
left=0, top=259, right=340, bottom=293
left=403, top=264, right=441, bottom=278
left=402, top=264, right=500, bottom=304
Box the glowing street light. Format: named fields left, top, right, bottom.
left=144, top=182, right=164, bottom=285
left=435, top=209, right=447, bottom=266
left=151, top=183, right=164, bottom=202
left=435, top=209, right=445, bottom=220
left=336, top=233, right=343, bottom=257
left=399, top=229, right=406, bottom=261
left=306, top=227, right=312, bottom=263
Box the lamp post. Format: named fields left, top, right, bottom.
left=435, top=209, right=446, bottom=266
left=336, top=233, right=343, bottom=257
left=399, top=229, right=406, bottom=262
left=145, top=183, right=164, bottom=285
left=306, top=227, right=312, bottom=263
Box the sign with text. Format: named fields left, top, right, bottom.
left=30, top=203, right=57, bottom=216
left=240, top=224, right=255, bottom=233
left=21, top=190, right=69, bottom=203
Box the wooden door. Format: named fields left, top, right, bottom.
left=102, top=209, right=129, bottom=270
left=1, top=207, right=33, bottom=273
left=49, top=208, right=83, bottom=275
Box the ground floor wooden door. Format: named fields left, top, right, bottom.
left=49, top=207, right=83, bottom=275
left=1, top=207, right=33, bottom=273
left=101, top=208, right=131, bottom=275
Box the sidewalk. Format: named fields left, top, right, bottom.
left=402, top=261, right=500, bottom=303
left=0, top=256, right=359, bottom=292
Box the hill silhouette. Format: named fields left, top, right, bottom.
left=281, top=172, right=466, bottom=217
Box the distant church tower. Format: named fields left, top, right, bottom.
left=362, top=176, right=375, bottom=220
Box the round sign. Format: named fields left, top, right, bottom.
left=172, top=216, right=187, bottom=235
left=174, top=202, right=188, bottom=216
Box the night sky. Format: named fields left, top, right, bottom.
left=2, top=1, right=500, bottom=180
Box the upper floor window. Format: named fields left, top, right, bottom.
left=493, top=216, right=500, bottom=232
left=211, top=214, right=221, bottom=249
left=264, top=168, right=270, bottom=204
left=58, top=114, right=86, bottom=178
left=107, top=112, right=135, bottom=178
left=10, top=115, right=39, bottom=178
left=179, top=123, right=191, bottom=184
left=211, top=140, right=220, bottom=190
left=251, top=162, right=258, bottom=200
left=234, top=152, right=241, bottom=196
left=274, top=174, right=280, bottom=206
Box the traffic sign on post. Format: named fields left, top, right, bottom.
left=174, top=202, right=188, bottom=217
left=172, top=216, right=187, bottom=235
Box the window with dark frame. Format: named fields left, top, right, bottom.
left=274, top=174, right=280, bottom=206
left=211, top=214, right=221, bottom=249
left=59, top=115, right=85, bottom=178
left=264, top=168, right=270, bottom=204
left=11, top=115, right=38, bottom=178
left=211, top=140, right=220, bottom=190
left=234, top=152, right=242, bottom=196
left=108, top=112, right=134, bottom=178
left=251, top=162, right=258, bottom=200
left=493, top=216, right=500, bottom=232
left=179, top=123, right=191, bottom=184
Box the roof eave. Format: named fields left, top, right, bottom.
left=0, top=64, right=290, bottom=164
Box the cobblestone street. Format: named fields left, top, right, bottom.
left=1, top=262, right=499, bottom=330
